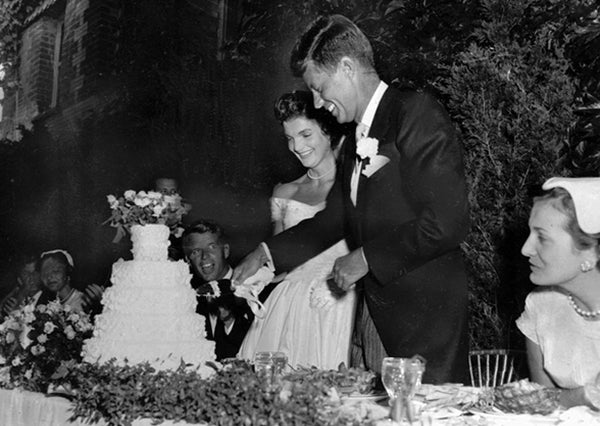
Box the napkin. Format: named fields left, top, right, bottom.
left=559, top=406, right=600, bottom=425
left=233, top=266, right=275, bottom=318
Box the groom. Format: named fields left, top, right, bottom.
left=233, top=14, right=470, bottom=384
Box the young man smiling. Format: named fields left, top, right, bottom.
left=182, top=220, right=251, bottom=360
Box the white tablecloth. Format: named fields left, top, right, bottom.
left=2, top=387, right=599, bottom=426
left=0, top=388, right=201, bottom=426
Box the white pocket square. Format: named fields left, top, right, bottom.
left=362, top=155, right=390, bottom=177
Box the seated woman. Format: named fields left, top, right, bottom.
left=0, top=252, right=42, bottom=318
left=517, top=177, right=600, bottom=408
left=238, top=90, right=356, bottom=370
left=34, top=250, right=87, bottom=312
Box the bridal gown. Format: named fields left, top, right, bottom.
left=238, top=197, right=357, bottom=370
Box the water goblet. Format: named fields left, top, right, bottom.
left=271, top=351, right=288, bottom=377
left=381, top=356, right=426, bottom=423
left=254, top=358, right=274, bottom=384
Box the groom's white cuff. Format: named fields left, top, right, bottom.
left=260, top=242, right=275, bottom=271
left=359, top=247, right=369, bottom=268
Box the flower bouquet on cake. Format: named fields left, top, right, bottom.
left=0, top=300, right=93, bottom=392
left=105, top=189, right=191, bottom=243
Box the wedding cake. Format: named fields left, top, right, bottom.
left=82, top=224, right=216, bottom=376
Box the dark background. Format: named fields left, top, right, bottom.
left=0, top=0, right=598, bottom=349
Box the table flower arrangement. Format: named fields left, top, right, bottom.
left=0, top=300, right=93, bottom=392
left=104, top=189, right=191, bottom=243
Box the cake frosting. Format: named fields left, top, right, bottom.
left=82, top=224, right=215, bottom=376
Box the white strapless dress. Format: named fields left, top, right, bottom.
left=237, top=197, right=357, bottom=370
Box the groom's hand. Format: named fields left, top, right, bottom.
left=331, top=248, right=369, bottom=291
left=232, top=245, right=270, bottom=287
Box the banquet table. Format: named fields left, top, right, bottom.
left=2, top=386, right=600, bottom=426
left=0, top=388, right=202, bottom=426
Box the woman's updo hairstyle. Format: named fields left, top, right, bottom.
left=274, top=90, right=349, bottom=149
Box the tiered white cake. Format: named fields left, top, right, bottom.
left=82, top=224, right=215, bottom=376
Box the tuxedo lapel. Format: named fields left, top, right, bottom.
left=354, top=89, right=396, bottom=208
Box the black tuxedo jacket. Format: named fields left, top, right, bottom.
left=209, top=316, right=252, bottom=361
left=267, top=87, right=470, bottom=384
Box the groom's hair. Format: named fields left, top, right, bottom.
left=290, top=14, right=374, bottom=77
left=182, top=219, right=227, bottom=244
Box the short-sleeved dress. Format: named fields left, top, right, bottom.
left=516, top=287, right=600, bottom=388
left=237, top=197, right=357, bottom=370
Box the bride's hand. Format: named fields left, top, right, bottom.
left=232, top=245, right=270, bottom=287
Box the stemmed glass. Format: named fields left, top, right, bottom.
left=381, top=356, right=426, bottom=423
left=254, top=351, right=288, bottom=384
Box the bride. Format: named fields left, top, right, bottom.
left=238, top=90, right=356, bottom=370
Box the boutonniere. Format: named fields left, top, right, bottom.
left=356, top=137, right=379, bottom=161
left=197, top=280, right=224, bottom=300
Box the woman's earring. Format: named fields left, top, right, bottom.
left=581, top=260, right=594, bottom=272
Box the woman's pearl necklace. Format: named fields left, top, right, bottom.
left=567, top=293, right=600, bottom=318
left=307, top=164, right=335, bottom=180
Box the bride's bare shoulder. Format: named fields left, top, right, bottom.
left=272, top=177, right=304, bottom=199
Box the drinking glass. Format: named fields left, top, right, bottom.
left=255, top=351, right=288, bottom=377
left=381, top=356, right=426, bottom=422
left=271, top=352, right=288, bottom=376
left=254, top=358, right=274, bottom=383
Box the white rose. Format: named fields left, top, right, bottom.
left=134, top=196, right=151, bottom=208
left=152, top=204, right=164, bottom=217
left=11, top=356, right=22, bottom=366
left=356, top=137, right=379, bottom=160
left=107, top=194, right=119, bottom=209
left=31, top=345, right=45, bottom=355
left=173, top=227, right=184, bottom=238
left=37, top=334, right=48, bottom=344
left=44, top=322, right=57, bottom=334
left=64, top=325, right=76, bottom=340
left=24, top=369, right=33, bottom=380
left=147, top=191, right=162, bottom=200
left=5, top=332, right=15, bottom=344
left=124, top=190, right=136, bottom=200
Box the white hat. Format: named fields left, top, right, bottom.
left=542, top=177, right=600, bottom=234
left=40, top=249, right=74, bottom=267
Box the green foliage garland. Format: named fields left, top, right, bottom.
left=54, top=360, right=382, bottom=426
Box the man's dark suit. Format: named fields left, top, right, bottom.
left=192, top=277, right=253, bottom=361
left=266, top=87, right=470, bottom=384
left=208, top=315, right=252, bottom=361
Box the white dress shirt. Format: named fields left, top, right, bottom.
left=209, top=267, right=235, bottom=336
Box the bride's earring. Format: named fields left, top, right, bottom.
left=581, top=260, right=594, bottom=272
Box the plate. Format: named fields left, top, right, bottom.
left=470, top=410, right=559, bottom=425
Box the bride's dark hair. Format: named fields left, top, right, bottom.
left=274, top=90, right=350, bottom=148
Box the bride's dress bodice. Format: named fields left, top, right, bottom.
left=271, top=197, right=326, bottom=230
